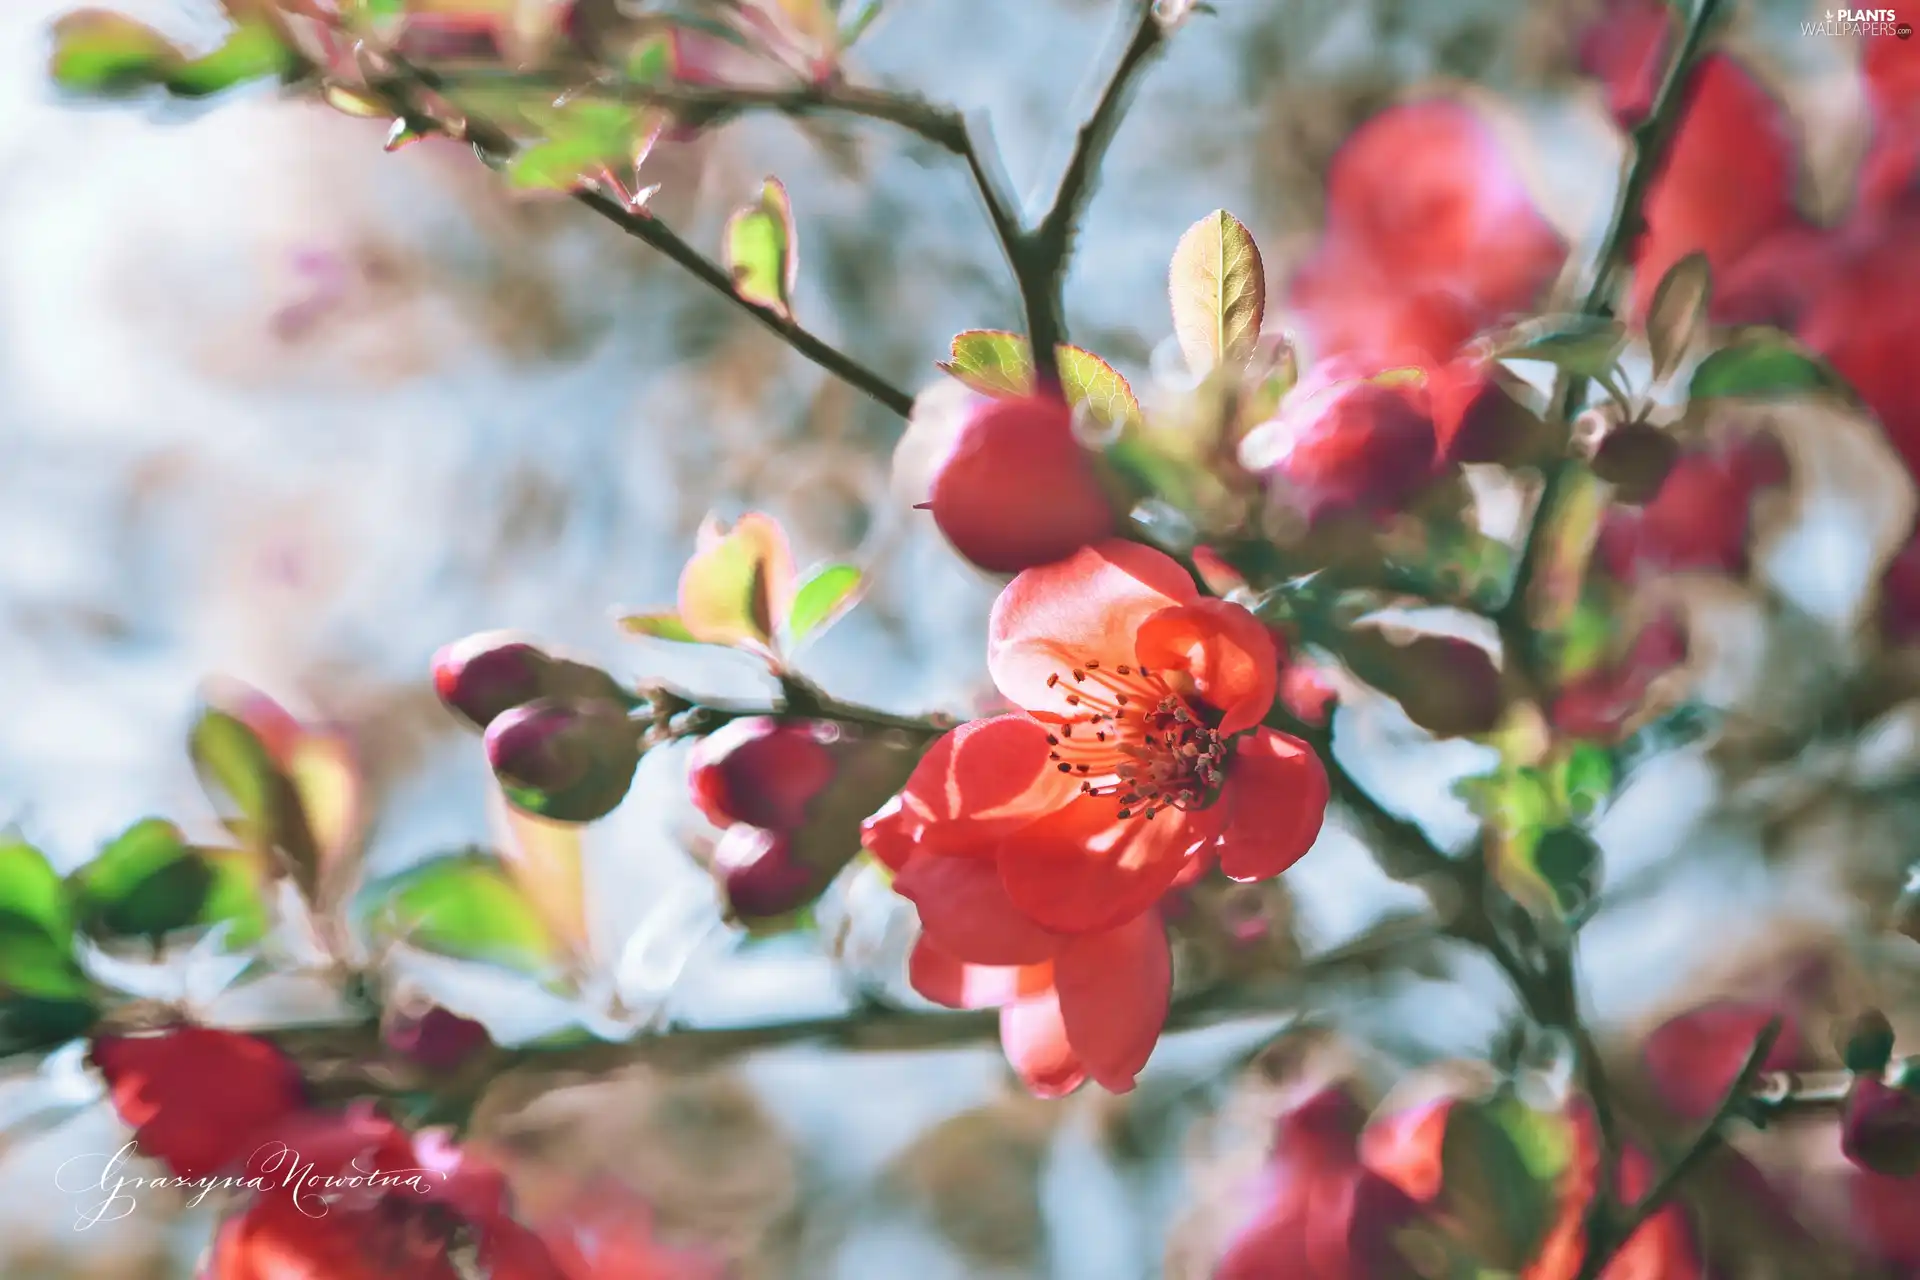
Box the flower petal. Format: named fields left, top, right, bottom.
left=988, top=540, right=1197, bottom=717
left=908, top=936, right=1051, bottom=1010
left=859, top=714, right=1070, bottom=869
left=1216, top=727, right=1331, bottom=882
left=997, top=793, right=1225, bottom=935
left=1634, top=56, right=1804, bottom=323
left=1000, top=990, right=1087, bottom=1098
left=1053, top=913, right=1172, bottom=1094
left=893, top=852, right=1061, bottom=966
left=1135, top=599, right=1278, bottom=735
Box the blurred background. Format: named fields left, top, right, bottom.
left=1, top=0, right=1914, bottom=1275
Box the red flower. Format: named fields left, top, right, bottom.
left=901, top=859, right=1169, bottom=1096
left=1215, top=1088, right=1424, bottom=1279
left=1841, top=1076, right=1920, bottom=1178
left=1861, top=30, right=1920, bottom=207
left=91, top=1026, right=306, bottom=1179
left=538, top=1183, right=727, bottom=1280
left=1640, top=1000, right=1808, bottom=1123
left=210, top=1112, right=567, bottom=1280
left=1241, top=359, right=1441, bottom=519
left=1595, top=431, right=1789, bottom=582
left=1576, top=0, right=1671, bottom=128
left=1548, top=612, right=1688, bottom=745
left=1286, top=100, right=1567, bottom=368
left=1523, top=1113, right=1701, bottom=1280
left=862, top=540, right=1330, bottom=936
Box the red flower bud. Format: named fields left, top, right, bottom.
left=1641, top=1000, right=1806, bottom=1122
left=926, top=394, right=1118, bottom=574
left=1596, top=433, right=1787, bottom=581
left=712, top=824, right=820, bottom=922
left=91, top=1026, right=306, bottom=1178
left=485, top=697, right=640, bottom=824
left=433, top=633, right=550, bottom=731
left=384, top=1004, right=493, bottom=1075
left=1590, top=420, right=1681, bottom=505
left=1242, top=364, right=1440, bottom=522
left=1842, top=1075, right=1920, bottom=1178
left=687, top=716, right=840, bottom=831
left=1338, top=626, right=1508, bottom=739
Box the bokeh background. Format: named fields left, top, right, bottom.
left=1, top=0, right=1913, bottom=1275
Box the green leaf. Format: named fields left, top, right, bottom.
left=0, top=839, right=72, bottom=946
left=48, top=9, right=181, bottom=96
left=625, top=32, right=676, bottom=83
left=1493, top=315, right=1628, bottom=378
left=508, top=100, right=650, bottom=193
left=161, top=22, right=292, bottom=98
left=1551, top=744, right=1614, bottom=821
left=70, top=819, right=211, bottom=940
left=1438, top=1097, right=1565, bottom=1271
left=616, top=611, right=702, bottom=643
left=677, top=512, right=795, bottom=650
left=196, top=849, right=272, bottom=949
left=0, top=997, right=98, bottom=1060
left=190, top=708, right=319, bottom=900
left=939, top=330, right=1035, bottom=398
left=359, top=851, right=563, bottom=977
left=723, top=177, right=799, bottom=319
left=1059, top=346, right=1144, bottom=430
left=1167, top=209, right=1266, bottom=377
left=1688, top=329, right=1846, bottom=402
left=1529, top=825, right=1604, bottom=922
left=785, top=564, right=864, bottom=647
left=1645, top=251, right=1710, bottom=384
left=838, top=0, right=887, bottom=44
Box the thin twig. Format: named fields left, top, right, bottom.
left=370, top=56, right=917, bottom=418
left=1574, top=1017, right=1782, bottom=1280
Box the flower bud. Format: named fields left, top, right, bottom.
left=434, top=632, right=550, bottom=731
left=926, top=394, right=1118, bottom=574
left=1337, top=625, right=1507, bottom=739
left=1839, top=1009, right=1897, bottom=1075
left=485, top=697, right=641, bottom=824
left=713, top=825, right=819, bottom=922
left=1240, top=362, right=1440, bottom=522
left=384, top=1003, right=492, bottom=1075
left=1842, top=1074, right=1920, bottom=1178
left=1591, top=420, right=1681, bottom=504
left=687, top=717, right=840, bottom=831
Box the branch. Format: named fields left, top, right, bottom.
left=1574, top=1017, right=1783, bottom=1280
left=369, top=58, right=917, bottom=419
left=1496, top=0, right=1724, bottom=675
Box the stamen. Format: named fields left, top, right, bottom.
left=1040, top=654, right=1232, bottom=818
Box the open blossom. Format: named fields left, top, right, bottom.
left=92, top=1026, right=307, bottom=1179
left=863, top=540, right=1330, bottom=937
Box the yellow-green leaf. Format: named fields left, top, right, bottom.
left=1058, top=346, right=1143, bottom=430
left=360, top=851, right=563, bottom=977
left=490, top=786, right=587, bottom=958
left=1167, top=210, right=1266, bottom=378
left=676, top=512, right=798, bottom=651
left=1645, top=251, right=1710, bottom=384
left=939, top=330, right=1035, bottom=398
left=161, top=21, right=292, bottom=99
left=785, top=563, right=864, bottom=647
left=509, top=100, right=653, bottom=193
left=48, top=10, right=181, bottom=96
left=616, top=611, right=702, bottom=643
left=724, top=177, right=798, bottom=319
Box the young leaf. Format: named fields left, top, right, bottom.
left=69, top=819, right=212, bottom=941
left=1167, top=210, right=1265, bottom=377
left=0, top=839, right=72, bottom=947
left=161, top=21, right=293, bottom=98
left=1551, top=744, right=1614, bottom=821
left=1645, top=251, right=1711, bottom=384
left=677, top=512, right=798, bottom=651
left=939, top=330, right=1035, bottom=398
left=48, top=10, right=181, bottom=96
left=1689, top=330, right=1846, bottom=402
left=359, top=851, right=563, bottom=977
left=509, top=100, right=653, bottom=194
left=1437, top=1098, right=1564, bottom=1271
left=1058, top=346, right=1143, bottom=430
left=724, top=177, right=799, bottom=320
left=0, top=841, right=86, bottom=1001
left=1492, top=315, right=1628, bottom=378
left=190, top=706, right=320, bottom=901
left=785, top=563, right=864, bottom=647
left=616, top=611, right=702, bottom=643
left=1528, top=826, right=1604, bottom=922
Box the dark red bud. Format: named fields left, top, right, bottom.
left=1591, top=420, right=1681, bottom=504
left=713, top=825, right=819, bottom=921
left=1338, top=627, right=1507, bottom=739
left=1842, top=1075, right=1920, bottom=1178
left=1242, top=363, right=1440, bottom=522
left=385, top=1004, right=492, bottom=1074
left=687, top=717, right=841, bottom=831
left=433, top=633, right=551, bottom=731
left=926, top=394, right=1118, bottom=574
left=485, top=697, right=640, bottom=824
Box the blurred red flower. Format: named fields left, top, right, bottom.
left=1639, top=1000, right=1808, bottom=1122
left=92, top=1026, right=306, bottom=1179
left=1595, top=431, right=1789, bottom=581
left=862, top=540, right=1329, bottom=937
